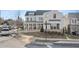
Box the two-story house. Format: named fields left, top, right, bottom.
left=24, top=10, right=66, bottom=33
left=68, top=13, right=79, bottom=35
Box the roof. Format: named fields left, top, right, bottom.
left=25, top=11, right=35, bottom=16
left=34, top=10, right=51, bottom=15
left=68, top=13, right=79, bottom=18
left=25, top=10, right=51, bottom=16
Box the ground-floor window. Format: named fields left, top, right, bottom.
left=50, top=23, right=60, bottom=30
left=54, top=26, right=56, bottom=29
left=33, top=24, right=36, bottom=29
left=26, top=24, right=28, bottom=30
left=37, top=24, right=43, bottom=30
left=50, top=25, right=53, bottom=29
left=57, top=23, right=60, bottom=29
left=29, top=24, right=32, bottom=30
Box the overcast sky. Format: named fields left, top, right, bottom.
left=0, top=10, right=79, bottom=20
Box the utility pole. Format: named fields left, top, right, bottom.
left=17, top=10, right=20, bottom=29
left=18, top=10, right=20, bottom=21
left=16, top=10, right=20, bottom=35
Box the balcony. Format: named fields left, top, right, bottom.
left=25, top=21, right=43, bottom=23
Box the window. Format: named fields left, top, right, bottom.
left=30, top=18, right=32, bottom=21
left=40, top=17, right=43, bottom=20
left=50, top=24, right=53, bottom=29
left=57, top=24, right=60, bottom=29
left=26, top=18, right=29, bottom=21
left=53, top=14, right=56, bottom=18
left=33, top=24, right=36, bottom=29
left=26, top=24, right=28, bottom=29
left=27, top=24, right=28, bottom=27
left=77, top=19, right=79, bottom=21
left=34, top=17, right=36, bottom=21
left=38, top=24, right=41, bottom=29
left=72, top=19, right=76, bottom=23
left=72, top=20, right=74, bottom=23
left=51, top=26, right=53, bottom=29
left=39, top=17, right=43, bottom=21
left=41, top=24, right=43, bottom=27
left=29, top=13, right=34, bottom=15
left=75, top=19, right=76, bottom=23
left=54, top=26, right=56, bottom=29
left=29, top=24, right=32, bottom=30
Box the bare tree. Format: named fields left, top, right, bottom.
left=0, top=17, right=4, bottom=25
left=6, top=19, right=15, bottom=25
left=16, top=10, right=24, bottom=29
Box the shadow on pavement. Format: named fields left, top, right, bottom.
left=24, top=43, right=79, bottom=48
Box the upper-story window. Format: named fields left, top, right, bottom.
left=72, top=18, right=76, bottom=24
left=30, top=18, right=32, bottom=21
left=40, top=17, right=43, bottom=20
left=72, top=19, right=74, bottom=23
left=39, top=17, right=43, bottom=21
left=53, top=14, right=56, bottom=18
left=39, top=17, right=42, bottom=20
left=77, top=19, right=79, bottom=21
left=34, top=17, right=36, bottom=21
left=75, top=19, right=76, bottom=23
left=26, top=17, right=29, bottom=21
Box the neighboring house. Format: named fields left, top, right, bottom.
left=68, top=13, right=79, bottom=35
left=63, top=14, right=70, bottom=32
left=24, top=10, right=66, bottom=33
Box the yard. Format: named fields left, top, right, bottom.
left=22, top=32, right=66, bottom=39
left=66, top=34, right=79, bottom=39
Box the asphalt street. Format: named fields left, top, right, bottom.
left=0, top=36, right=79, bottom=48
left=25, top=40, right=79, bottom=48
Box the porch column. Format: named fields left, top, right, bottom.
left=36, top=24, right=37, bottom=30
left=32, top=24, right=33, bottom=30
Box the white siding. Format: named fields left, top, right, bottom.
left=24, top=10, right=65, bottom=32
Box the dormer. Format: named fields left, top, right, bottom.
left=28, top=12, right=35, bottom=16
left=25, top=11, right=35, bottom=16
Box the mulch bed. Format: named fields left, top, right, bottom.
left=22, top=32, right=66, bottom=39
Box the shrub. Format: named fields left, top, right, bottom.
left=0, top=27, right=2, bottom=32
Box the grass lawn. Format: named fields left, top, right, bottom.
left=22, top=32, right=66, bottom=39
left=66, top=34, right=79, bottom=39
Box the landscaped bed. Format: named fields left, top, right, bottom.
left=22, top=32, right=66, bottom=39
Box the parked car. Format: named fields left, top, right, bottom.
left=0, top=27, right=11, bottom=35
